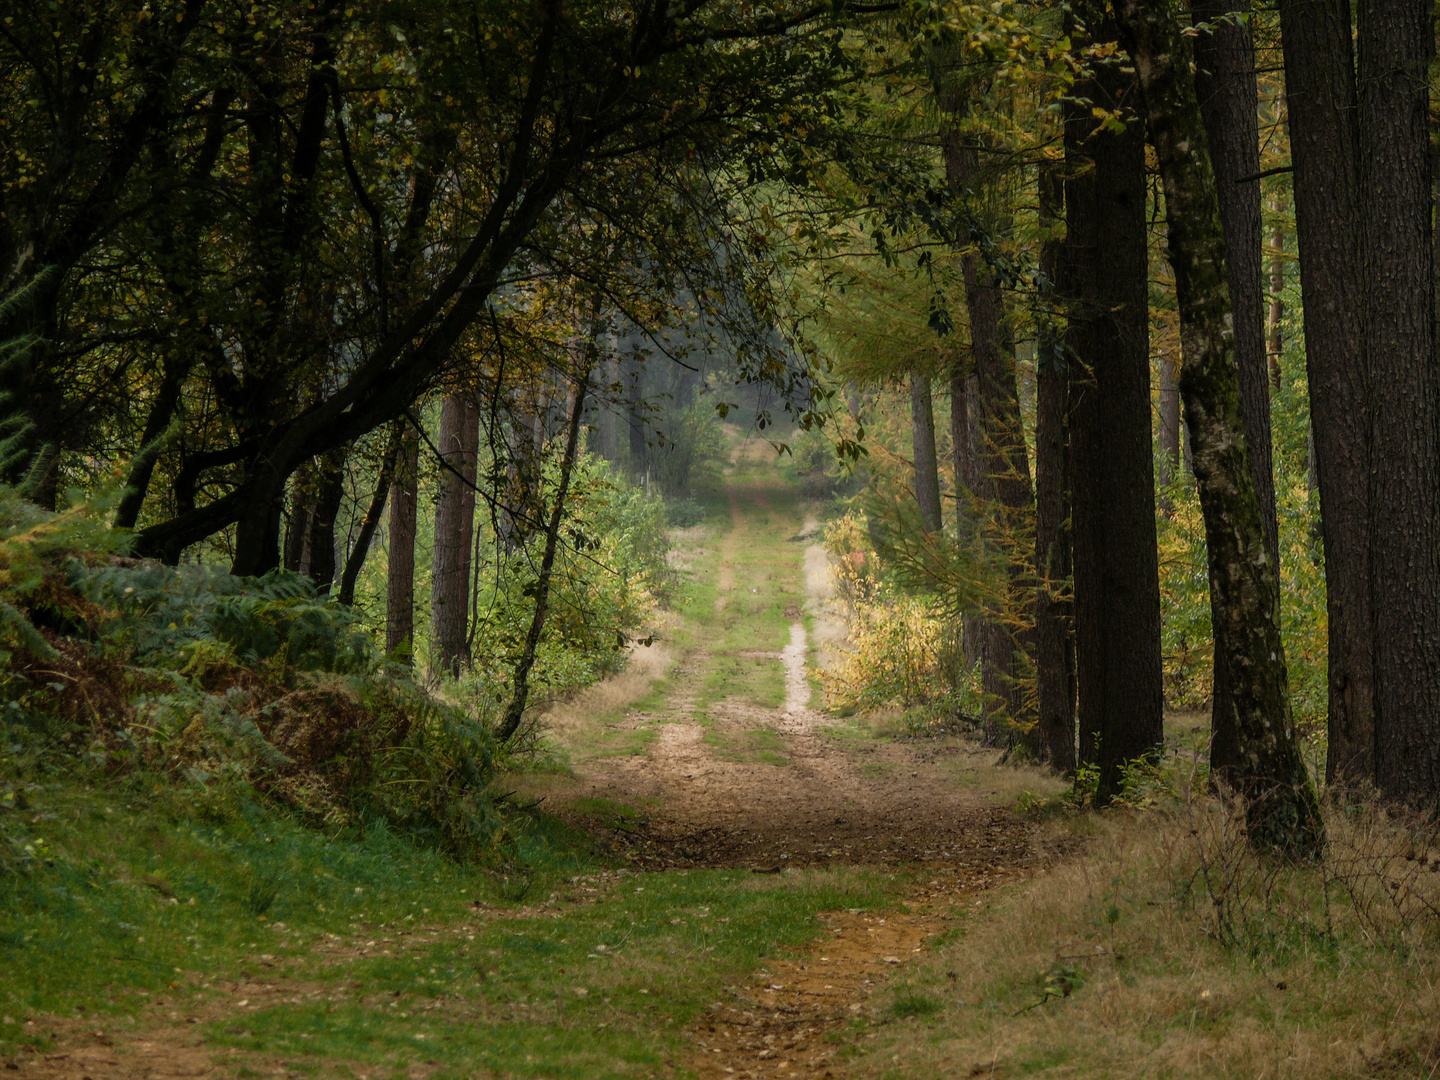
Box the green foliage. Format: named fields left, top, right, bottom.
left=0, top=470, right=503, bottom=858
left=80, top=563, right=373, bottom=672
left=116, top=669, right=501, bottom=857
left=790, top=423, right=856, bottom=499
left=0, top=482, right=129, bottom=667
left=1155, top=421, right=1328, bottom=735
left=820, top=511, right=984, bottom=722
left=891, top=991, right=944, bottom=1018
left=666, top=496, right=708, bottom=528
left=647, top=399, right=727, bottom=496
left=458, top=454, right=671, bottom=722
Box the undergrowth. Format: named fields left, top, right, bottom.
left=859, top=784, right=1440, bottom=1079
left=0, top=479, right=517, bottom=863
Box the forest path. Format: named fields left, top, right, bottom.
left=554, top=445, right=1027, bottom=873
left=534, top=444, right=1044, bottom=1080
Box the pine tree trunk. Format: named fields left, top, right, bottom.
left=951, top=366, right=985, bottom=676
left=1064, top=16, right=1166, bottom=802
left=1034, top=164, right=1077, bottom=772
left=1118, top=0, right=1323, bottom=853
left=965, top=265, right=1037, bottom=742
left=940, top=118, right=1038, bottom=743
left=1193, top=0, right=1277, bottom=563
left=1357, top=0, right=1440, bottom=806
left=1191, top=0, right=1278, bottom=784
left=284, top=464, right=314, bottom=573
left=430, top=393, right=479, bottom=678
left=1279, top=0, right=1374, bottom=785
left=910, top=373, right=943, bottom=533
left=386, top=421, right=420, bottom=661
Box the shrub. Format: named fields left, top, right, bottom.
left=0, top=483, right=502, bottom=859
left=459, top=455, right=671, bottom=720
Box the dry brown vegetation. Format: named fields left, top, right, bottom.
left=853, top=794, right=1440, bottom=1079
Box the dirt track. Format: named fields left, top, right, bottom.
left=541, top=452, right=1046, bottom=1080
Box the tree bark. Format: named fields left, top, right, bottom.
left=1357, top=0, right=1440, bottom=806
left=1034, top=163, right=1077, bottom=772
left=385, top=420, right=420, bottom=661
left=950, top=366, right=986, bottom=673
left=1266, top=191, right=1285, bottom=389
left=963, top=259, right=1036, bottom=741
left=430, top=393, right=479, bottom=678
left=303, top=450, right=346, bottom=593
left=937, top=100, right=1038, bottom=742
left=1192, top=0, right=1277, bottom=563
left=1064, top=17, right=1166, bottom=802
left=1279, top=0, right=1373, bottom=786
left=284, top=464, right=315, bottom=573
left=1191, top=0, right=1278, bottom=783
left=1117, top=0, right=1323, bottom=853
left=1157, top=350, right=1182, bottom=500
left=910, top=373, right=943, bottom=533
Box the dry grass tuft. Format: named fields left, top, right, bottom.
left=540, top=638, right=675, bottom=744
left=857, top=795, right=1440, bottom=1078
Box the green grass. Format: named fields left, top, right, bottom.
left=701, top=727, right=791, bottom=766
left=692, top=463, right=807, bottom=714
left=1, top=769, right=905, bottom=1076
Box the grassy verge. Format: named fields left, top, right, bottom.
left=839, top=791, right=1440, bottom=1079
left=2, top=767, right=906, bottom=1077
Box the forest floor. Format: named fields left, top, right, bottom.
left=2, top=437, right=1068, bottom=1080
left=521, top=435, right=1067, bottom=1079
left=14, top=436, right=1433, bottom=1080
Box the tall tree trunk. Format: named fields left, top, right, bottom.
left=626, top=359, right=647, bottom=479
left=284, top=465, right=314, bottom=573
left=910, top=373, right=943, bottom=533
left=1034, top=164, right=1077, bottom=772
left=1064, top=19, right=1166, bottom=801
left=1266, top=191, right=1286, bottom=389
left=1279, top=0, right=1373, bottom=785
left=386, top=420, right=420, bottom=660
left=963, top=259, right=1037, bottom=742
left=1192, top=0, right=1276, bottom=562
left=303, top=450, right=346, bottom=593
left=1118, top=0, right=1323, bottom=853
left=595, top=350, right=620, bottom=463
left=338, top=425, right=401, bottom=606
left=939, top=99, right=1038, bottom=741
left=1191, top=0, right=1278, bottom=784
left=950, top=367, right=985, bottom=673
left=498, top=361, right=592, bottom=744
left=430, top=393, right=479, bottom=678
left=1358, top=0, right=1440, bottom=806
left=1157, top=350, right=1182, bottom=499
